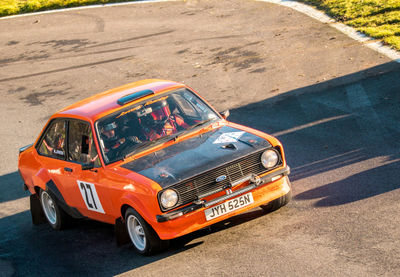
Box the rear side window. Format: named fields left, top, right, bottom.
left=37, top=120, right=67, bottom=159
left=68, top=120, right=100, bottom=167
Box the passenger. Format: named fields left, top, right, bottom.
left=141, top=99, right=188, bottom=141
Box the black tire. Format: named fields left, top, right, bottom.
left=125, top=207, right=168, bottom=255
left=260, top=178, right=292, bottom=213
left=39, top=189, right=70, bottom=230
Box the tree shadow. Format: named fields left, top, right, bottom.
left=295, top=160, right=400, bottom=206
left=0, top=171, right=28, bottom=203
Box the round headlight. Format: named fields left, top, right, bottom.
left=160, top=189, right=178, bottom=209
left=261, top=150, right=279, bottom=168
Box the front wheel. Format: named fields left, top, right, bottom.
left=39, top=189, right=69, bottom=230
left=125, top=208, right=168, bottom=255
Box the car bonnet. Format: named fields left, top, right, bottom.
left=121, top=125, right=271, bottom=188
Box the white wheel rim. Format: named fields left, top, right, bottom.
left=41, top=191, right=57, bottom=225
left=126, top=214, right=146, bottom=251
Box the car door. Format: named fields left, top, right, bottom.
left=58, top=119, right=115, bottom=223
left=36, top=119, right=71, bottom=203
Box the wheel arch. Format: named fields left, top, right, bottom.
left=119, top=193, right=160, bottom=233
left=121, top=203, right=132, bottom=219
left=116, top=198, right=162, bottom=247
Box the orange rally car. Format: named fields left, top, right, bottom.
left=18, top=79, right=291, bottom=255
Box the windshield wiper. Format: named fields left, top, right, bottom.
left=168, top=118, right=215, bottom=142
left=123, top=140, right=158, bottom=160
left=188, top=118, right=215, bottom=131
left=123, top=133, right=179, bottom=160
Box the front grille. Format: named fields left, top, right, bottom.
left=162, top=147, right=281, bottom=211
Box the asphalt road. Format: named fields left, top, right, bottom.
left=1, top=0, right=399, bottom=276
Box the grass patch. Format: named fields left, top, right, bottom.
left=298, top=0, right=400, bottom=50
left=0, top=0, right=137, bottom=17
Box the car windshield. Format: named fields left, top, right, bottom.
left=96, top=88, right=220, bottom=164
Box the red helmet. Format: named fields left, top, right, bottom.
left=150, top=99, right=170, bottom=121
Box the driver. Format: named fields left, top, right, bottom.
left=100, top=121, right=142, bottom=161
left=141, top=99, right=188, bottom=141
left=100, top=121, right=125, bottom=159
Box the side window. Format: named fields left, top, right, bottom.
left=172, top=90, right=215, bottom=121
left=172, top=93, right=200, bottom=118
left=38, top=120, right=67, bottom=159
left=68, top=120, right=101, bottom=167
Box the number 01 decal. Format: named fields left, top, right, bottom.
left=77, top=181, right=105, bottom=214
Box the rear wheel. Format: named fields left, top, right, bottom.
left=260, top=177, right=292, bottom=213
left=125, top=207, right=168, bottom=255
left=40, top=189, right=69, bottom=230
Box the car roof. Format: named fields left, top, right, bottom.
left=56, top=79, right=185, bottom=122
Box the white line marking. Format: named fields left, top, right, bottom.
left=0, top=0, right=178, bottom=20
left=272, top=114, right=350, bottom=136
left=345, top=83, right=393, bottom=141
left=257, top=0, right=400, bottom=63
left=291, top=149, right=363, bottom=171
left=346, top=83, right=372, bottom=109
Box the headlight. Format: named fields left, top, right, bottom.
left=261, top=149, right=279, bottom=168
left=160, top=189, right=178, bottom=209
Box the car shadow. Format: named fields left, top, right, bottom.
left=170, top=207, right=269, bottom=248
left=0, top=206, right=277, bottom=276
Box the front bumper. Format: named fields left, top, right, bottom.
left=156, top=166, right=290, bottom=223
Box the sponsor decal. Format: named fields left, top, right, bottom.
left=53, top=149, right=64, bottom=155
left=213, top=131, right=245, bottom=144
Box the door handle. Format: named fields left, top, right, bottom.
left=64, top=167, right=73, bottom=172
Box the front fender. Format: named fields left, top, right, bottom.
left=119, top=191, right=161, bottom=231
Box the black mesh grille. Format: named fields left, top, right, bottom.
left=161, top=148, right=282, bottom=211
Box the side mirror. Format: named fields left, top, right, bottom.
left=81, top=162, right=94, bottom=170
left=220, top=110, right=230, bottom=119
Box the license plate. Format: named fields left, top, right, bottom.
left=204, top=192, right=254, bottom=221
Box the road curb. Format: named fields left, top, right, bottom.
left=257, top=0, right=400, bottom=63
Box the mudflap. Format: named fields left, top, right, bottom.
left=115, top=217, right=130, bottom=247
left=30, top=194, right=46, bottom=225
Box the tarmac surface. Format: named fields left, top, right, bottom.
left=0, top=0, right=399, bottom=276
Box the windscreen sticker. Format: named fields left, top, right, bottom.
left=213, top=131, right=245, bottom=144
left=116, top=105, right=142, bottom=118
left=77, top=181, right=105, bottom=214
left=144, top=96, right=168, bottom=106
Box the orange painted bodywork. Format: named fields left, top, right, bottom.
left=18, top=79, right=290, bottom=240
